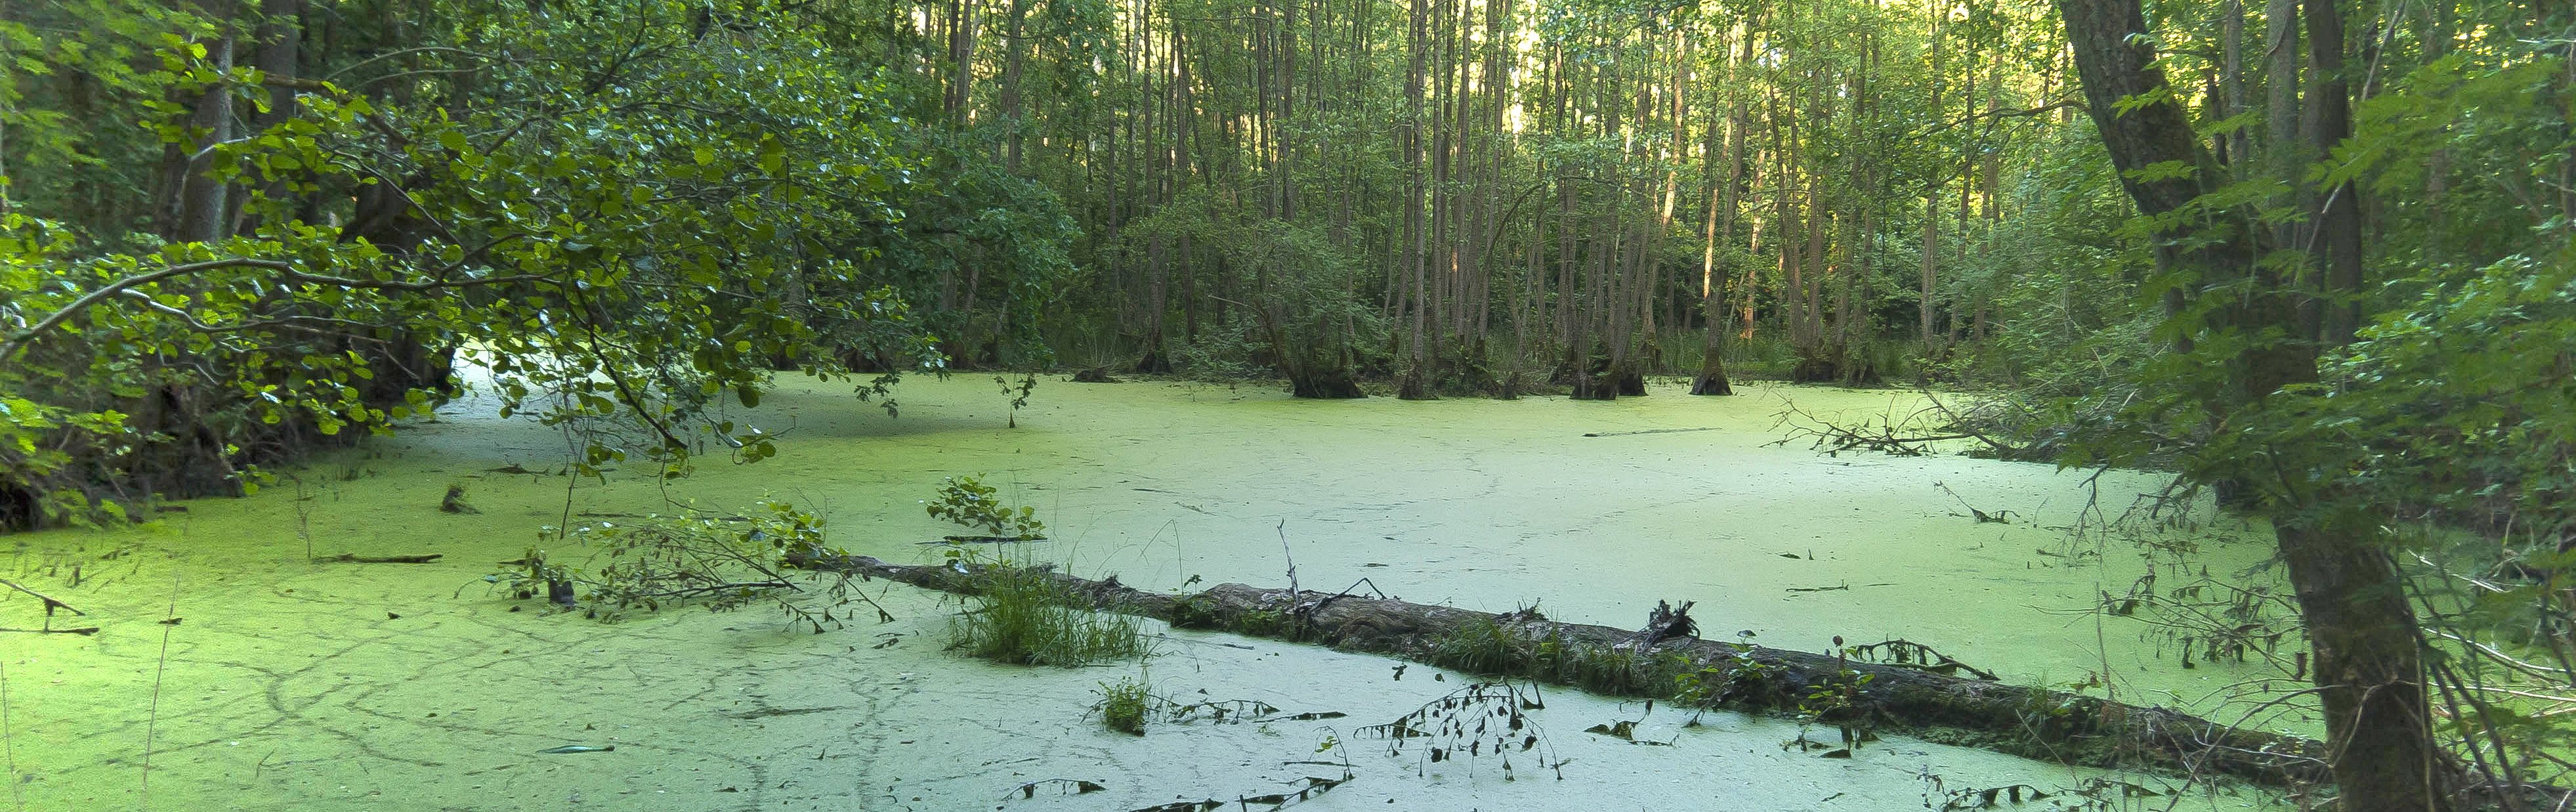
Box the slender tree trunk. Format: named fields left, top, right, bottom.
left=2221, top=0, right=2249, bottom=165
left=1000, top=0, right=1029, bottom=172
left=1919, top=9, right=1943, bottom=360
left=946, top=0, right=977, bottom=123
left=2304, top=0, right=2362, bottom=345
left=1693, top=24, right=1746, bottom=396
left=2419, top=6, right=2450, bottom=265
left=1739, top=99, right=1773, bottom=341
left=1399, top=0, right=1431, bottom=399
left=224, top=0, right=302, bottom=236
left=165, top=30, right=237, bottom=242
left=2263, top=0, right=2302, bottom=246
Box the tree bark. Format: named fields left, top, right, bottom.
left=1397, top=0, right=1430, bottom=400
left=2056, top=0, right=2453, bottom=807
left=946, top=0, right=977, bottom=123
left=2263, top=0, right=2303, bottom=247
left=1000, top=0, right=1029, bottom=172
left=1920, top=10, right=1943, bottom=360
left=1691, top=26, right=1746, bottom=397
left=164, top=30, right=237, bottom=243
left=2304, top=0, right=2363, bottom=345
left=2277, top=519, right=2452, bottom=811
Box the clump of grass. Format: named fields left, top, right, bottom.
left=1168, top=593, right=1223, bottom=628
left=1097, top=677, right=1150, bottom=735
left=1427, top=620, right=1725, bottom=702
left=1430, top=618, right=1527, bottom=675
left=949, top=566, right=1146, bottom=666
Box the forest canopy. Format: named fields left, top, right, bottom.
left=7, top=0, right=2564, bottom=517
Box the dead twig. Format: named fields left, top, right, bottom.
left=0, top=578, right=85, bottom=619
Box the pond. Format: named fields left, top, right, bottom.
left=2, top=375, right=2304, bottom=810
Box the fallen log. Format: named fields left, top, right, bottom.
left=313, top=553, right=445, bottom=564
left=789, top=551, right=2328, bottom=786
left=927, top=535, right=1048, bottom=544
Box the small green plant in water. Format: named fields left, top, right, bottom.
left=1710, top=631, right=1782, bottom=708
left=1793, top=667, right=1878, bottom=756
left=995, top=373, right=1038, bottom=428
left=946, top=554, right=1145, bottom=666
left=1168, top=593, right=1223, bottom=628
left=925, top=475, right=1046, bottom=540
left=1097, top=676, right=1150, bottom=735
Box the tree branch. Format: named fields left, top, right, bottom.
left=4, top=256, right=555, bottom=362
left=1, top=258, right=293, bottom=362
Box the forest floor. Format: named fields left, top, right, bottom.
left=3, top=374, right=2300, bottom=810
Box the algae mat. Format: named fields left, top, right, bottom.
left=1, top=375, right=2298, bottom=810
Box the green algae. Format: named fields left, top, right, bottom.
left=0, top=375, right=2301, bottom=810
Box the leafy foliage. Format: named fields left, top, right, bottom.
left=925, top=474, right=1046, bottom=540
left=0, top=0, right=1077, bottom=525
left=1095, top=676, right=1151, bottom=735
left=489, top=500, right=889, bottom=632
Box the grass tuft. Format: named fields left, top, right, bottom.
left=948, top=566, right=1147, bottom=666
left=1097, top=677, right=1150, bottom=735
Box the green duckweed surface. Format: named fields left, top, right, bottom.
left=1, top=375, right=2302, bottom=810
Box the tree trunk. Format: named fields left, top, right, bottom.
left=2263, top=0, right=2303, bottom=249
left=2056, top=0, right=2453, bottom=807
left=165, top=32, right=237, bottom=242
left=1398, top=0, right=1431, bottom=400
left=2304, top=0, right=2362, bottom=345
left=1919, top=11, right=1943, bottom=361
left=1919, top=194, right=1939, bottom=362
left=946, top=0, right=977, bottom=123
left=2277, top=519, right=2452, bottom=811
left=2220, top=0, right=2250, bottom=165
left=1000, top=0, right=1029, bottom=172
left=1692, top=29, right=1746, bottom=398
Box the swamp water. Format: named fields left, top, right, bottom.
left=3, top=376, right=2305, bottom=811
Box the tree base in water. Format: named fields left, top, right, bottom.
left=1290, top=370, right=1364, bottom=398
